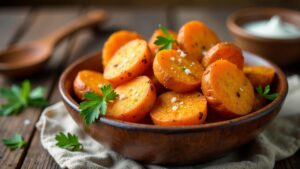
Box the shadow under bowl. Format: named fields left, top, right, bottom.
left=227, top=7, right=300, bottom=67
left=59, top=51, right=287, bottom=165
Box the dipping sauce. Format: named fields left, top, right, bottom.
left=243, top=15, right=300, bottom=39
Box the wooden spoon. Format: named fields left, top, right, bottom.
left=0, top=10, right=107, bottom=78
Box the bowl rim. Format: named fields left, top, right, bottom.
left=59, top=51, right=288, bottom=134
left=226, top=7, right=300, bottom=43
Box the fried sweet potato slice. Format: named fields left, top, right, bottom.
left=201, top=60, right=255, bottom=117
left=206, top=108, right=232, bottom=123
left=150, top=91, right=207, bottom=126
left=138, top=114, right=154, bottom=125
left=153, top=49, right=204, bottom=92
left=107, top=76, right=156, bottom=122
left=252, top=94, right=268, bottom=111
left=177, top=20, right=220, bottom=61
left=73, top=70, right=110, bottom=100
left=202, top=42, right=244, bottom=70
left=102, top=30, right=142, bottom=66
left=145, top=68, right=165, bottom=94
left=148, top=29, right=178, bottom=54
left=104, top=39, right=152, bottom=86
left=243, top=66, right=275, bottom=88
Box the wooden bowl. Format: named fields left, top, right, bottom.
left=227, top=7, right=300, bottom=67
left=59, top=51, right=287, bottom=165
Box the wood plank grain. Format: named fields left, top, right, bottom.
left=19, top=131, right=62, bottom=169
left=20, top=7, right=168, bottom=169
left=275, top=150, right=300, bottom=169
left=0, top=7, right=81, bottom=169
left=0, top=8, right=30, bottom=48
left=0, top=8, right=32, bottom=169
left=20, top=31, right=95, bottom=169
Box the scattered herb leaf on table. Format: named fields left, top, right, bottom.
left=2, top=134, right=26, bottom=150
left=0, top=80, right=48, bottom=116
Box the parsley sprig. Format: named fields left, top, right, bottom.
left=154, top=24, right=176, bottom=50
left=2, top=134, right=26, bottom=150
left=256, top=85, right=279, bottom=101
left=55, top=132, right=82, bottom=151
left=79, top=84, right=118, bottom=125
left=0, top=80, right=48, bottom=116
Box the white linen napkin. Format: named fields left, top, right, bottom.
left=36, top=75, right=300, bottom=169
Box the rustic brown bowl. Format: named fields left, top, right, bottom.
left=227, top=7, right=300, bottom=67
left=59, top=51, right=287, bottom=165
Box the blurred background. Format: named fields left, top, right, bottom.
left=0, top=0, right=299, bottom=8
left=0, top=0, right=298, bottom=43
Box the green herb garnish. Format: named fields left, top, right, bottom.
left=154, top=24, right=176, bottom=50
left=55, top=132, right=83, bottom=151
left=2, top=134, right=26, bottom=150
left=0, top=80, right=48, bottom=116
left=79, top=84, right=118, bottom=125
left=256, top=85, right=279, bottom=101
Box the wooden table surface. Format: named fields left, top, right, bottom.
left=0, top=6, right=299, bottom=169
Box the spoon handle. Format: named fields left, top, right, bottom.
left=41, top=10, right=107, bottom=45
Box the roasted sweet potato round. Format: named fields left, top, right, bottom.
left=102, top=30, right=142, bottom=66
left=153, top=49, right=204, bottom=92
left=252, top=94, right=268, bottom=111
left=201, top=60, right=255, bottom=117
left=243, top=66, right=275, bottom=88
left=73, top=70, right=110, bottom=100
left=145, top=68, right=165, bottom=94
left=202, top=42, right=244, bottom=70
left=177, top=20, right=220, bottom=61
left=150, top=91, right=207, bottom=126
left=104, top=39, right=152, bottom=86
left=107, top=76, right=156, bottom=122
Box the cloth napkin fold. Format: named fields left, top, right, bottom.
left=36, top=75, right=300, bottom=169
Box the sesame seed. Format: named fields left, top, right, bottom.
left=171, top=97, right=177, bottom=103
left=178, top=58, right=182, bottom=63
left=170, top=57, right=175, bottom=61
left=239, top=87, right=244, bottom=92
left=184, top=68, right=192, bottom=75
left=180, top=51, right=186, bottom=58
left=191, top=62, right=195, bottom=65
left=172, top=105, right=178, bottom=111
left=179, top=101, right=184, bottom=105
left=119, top=94, right=126, bottom=100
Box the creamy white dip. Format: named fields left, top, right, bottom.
left=243, top=15, right=300, bottom=39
